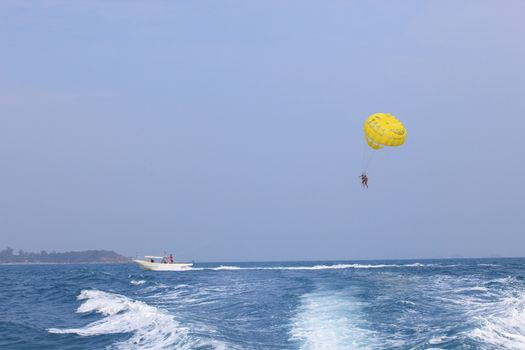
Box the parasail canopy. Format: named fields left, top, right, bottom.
left=364, top=113, right=406, bottom=150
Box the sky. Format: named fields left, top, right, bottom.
left=1, top=1, right=524, bottom=261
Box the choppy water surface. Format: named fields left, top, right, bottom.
left=1, top=259, right=525, bottom=349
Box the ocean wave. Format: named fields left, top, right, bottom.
left=486, top=276, right=518, bottom=285
left=48, top=289, right=229, bottom=350
left=468, top=290, right=525, bottom=349
left=130, top=279, right=145, bottom=285
left=409, top=274, right=525, bottom=349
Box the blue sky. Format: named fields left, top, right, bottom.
left=1, top=1, right=524, bottom=261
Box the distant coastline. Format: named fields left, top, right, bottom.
left=0, top=247, right=129, bottom=264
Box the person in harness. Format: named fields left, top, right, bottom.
left=360, top=173, right=368, bottom=188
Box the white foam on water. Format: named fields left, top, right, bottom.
left=212, top=265, right=242, bottom=270
left=415, top=275, right=525, bottom=349
left=454, top=286, right=490, bottom=294
left=130, top=280, right=145, bottom=285
left=468, top=291, right=525, bottom=349
left=48, top=289, right=228, bottom=350
left=428, top=335, right=453, bottom=344
left=289, top=290, right=388, bottom=350
left=188, top=262, right=428, bottom=271
left=281, top=263, right=418, bottom=270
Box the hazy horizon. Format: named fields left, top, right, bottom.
left=1, top=245, right=524, bottom=263
left=1, top=1, right=524, bottom=261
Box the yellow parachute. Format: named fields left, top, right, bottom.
left=364, top=113, right=406, bottom=150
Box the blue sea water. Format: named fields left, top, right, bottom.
left=1, top=259, right=525, bottom=349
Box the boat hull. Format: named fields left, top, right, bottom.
left=134, top=260, right=193, bottom=271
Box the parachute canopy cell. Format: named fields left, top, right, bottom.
left=364, top=113, right=406, bottom=150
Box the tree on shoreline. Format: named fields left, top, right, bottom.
left=0, top=247, right=129, bottom=263
left=0, top=247, right=14, bottom=257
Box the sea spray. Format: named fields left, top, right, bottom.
left=48, top=290, right=228, bottom=350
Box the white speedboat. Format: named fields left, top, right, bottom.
left=134, top=256, right=193, bottom=271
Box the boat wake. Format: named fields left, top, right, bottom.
left=190, top=263, right=426, bottom=271
left=288, top=275, right=525, bottom=350
left=289, top=290, right=387, bottom=350
left=44, top=263, right=525, bottom=349
left=389, top=275, right=525, bottom=349
left=468, top=287, right=525, bottom=349
left=48, top=289, right=229, bottom=350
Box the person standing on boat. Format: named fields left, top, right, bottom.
left=169, top=254, right=174, bottom=264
